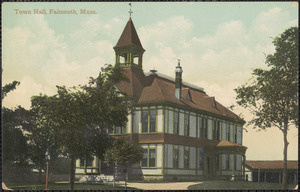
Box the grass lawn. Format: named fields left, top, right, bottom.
left=188, top=181, right=297, bottom=190
left=5, top=181, right=137, bottom=190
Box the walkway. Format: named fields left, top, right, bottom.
left=117, top=181, right=200, bottom=190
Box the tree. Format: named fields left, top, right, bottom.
left=2, top=107, right=29, bottom=166
left=1, top=80, right=20, bottom=100
left=234, top=27, right=298, bottom=189
left=2, top=81, right=31, bottom=181
left=30, top=64, right=131, bottom=190
left=25, top=108, right=61, bottom=182
left=104, top=137, right=143, bottom=188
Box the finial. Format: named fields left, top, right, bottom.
left=129, top=3, right=133, bottom=17
left=178, top=59, right=181, bottom=66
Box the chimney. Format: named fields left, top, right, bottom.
left=175, top=59, right=183, bottom=100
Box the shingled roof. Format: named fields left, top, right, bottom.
left=116, top=68, right=243, bottom=122
left=114, top=18, right=144, bottom=50
left=246, top=160, right=298, bottom=170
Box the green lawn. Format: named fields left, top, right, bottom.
left=188, top=181, right=297, bottom=190
left=6, top=180, right=297, bottom=190
left=5, top=181, right=137, bottom=190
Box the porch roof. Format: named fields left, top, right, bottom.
left=245, top=160, right=298, bottom=170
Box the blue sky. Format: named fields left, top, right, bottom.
left=2, top=2, right=298, bottom=160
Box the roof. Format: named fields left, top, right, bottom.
left=216, top=140, right=246, bottom=148
left=246, top=160, right=298, bottom=170
left=116, top=68, right=243, bottom=122
left=114, top=18, right=144, bottom=50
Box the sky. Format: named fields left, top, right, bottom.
left=2, top=2, right=298, bottom=160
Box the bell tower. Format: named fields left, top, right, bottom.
left=113, top=17, right=145, bottom=70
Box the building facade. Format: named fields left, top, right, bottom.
left=245, top=160, right=298, bottom=185
left=75, top=17, right=247, bottom=181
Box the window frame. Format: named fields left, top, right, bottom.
left=184, top=113, right=190, bottom=136
left=184, top=147, right=189, bottom=169
left=226, top=123, right=230, bottom=141
left=174, top=111, right=179, bottom=135
left=173, top=146, right=179, bottom=168
left=108, top=124, right=127, bottom=135
left=203, top=118, right=208, bottom=139
left=141, top=109, right=157, bottom=133
left=198, top=147, right=204, bottom=170
left=141, top=147, right=156, bottom=168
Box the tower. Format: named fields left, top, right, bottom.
left=113, top=18, right=145, bottom=70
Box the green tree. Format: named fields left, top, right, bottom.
left=31, top=64, right=131, bottom=190
left=235, top=27, right=298, bottom=189
left=25, top=108, right=62, bottom=182
left=104, top=137, right=143, bottom=188
left=2, top=81, right=31, bottom=181
left=2, top=107, right=29, bottom=166
left=1, top=80, right=20, bottom=100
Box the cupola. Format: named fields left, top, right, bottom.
left=114, top=18, right=145, bottom=70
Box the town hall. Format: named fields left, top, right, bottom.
left=75, top=16, right=247, bottom=181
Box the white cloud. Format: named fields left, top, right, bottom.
left=3, top=76, right=55, bottom=109
left=139, top=16, right=193, bottom=51
left=3, top=14, right=115, bottom=109
left=249, top=7, right=293, bottom=44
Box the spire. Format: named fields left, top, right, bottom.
left=128, top=3, right=133, bottom=17
left=114, top=18, right=144, bottom=50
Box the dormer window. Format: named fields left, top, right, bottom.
left=187, top=90, right=192, bottom=101
left=212, top=97, right=217, bottom=108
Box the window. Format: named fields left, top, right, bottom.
left=86, top=157, right=94, bottom=167
left=80, top=158, right=85, bottom=167
left=149, top=149, right=156, bottom=167
left=142, top=109, right=157, bottom=133
left=199, top=118, right=202, bottom=138
left=173, top=147, right=179, bottom=168
left=213, top=121, right=220, bottom=140
left=234, top=126, right=237, bottom=143
left=150, top=110, right=156, bottom=132
left=142, top=111, right=148, bottom=133
left=174, top=111, right=179, bottom=134
left=184, top=148, right=189, bottom=168
left=187, top=91, right=192, bottom=101
left=217, top=121, right=220, bottom=140
left=234, top=155, right=237, bottom=170
left=141, top=148, right=156, bottom=167
left=198, top=148, right=204, bottom=169
left=213, top=121, right=216, bottom=139
left=184, top=114, right=189, bottom=136
left=80, top=157, right=94, bottom=167
left=202, top=118, right=208, bottom=139
left=108, top=124, right=126, bottom=135
left=142, top=149, right=148, bottom=167
left=226, top=124, right=230, bottom=141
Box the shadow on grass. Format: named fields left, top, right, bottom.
left=188, top=181, right=296, bottom=190
left=6, top=181, right=138, bottom=190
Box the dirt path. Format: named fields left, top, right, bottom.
left=118, top=181, right=200, bottom=190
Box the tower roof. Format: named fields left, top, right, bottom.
left=114, top=18, right=144, bottom=50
